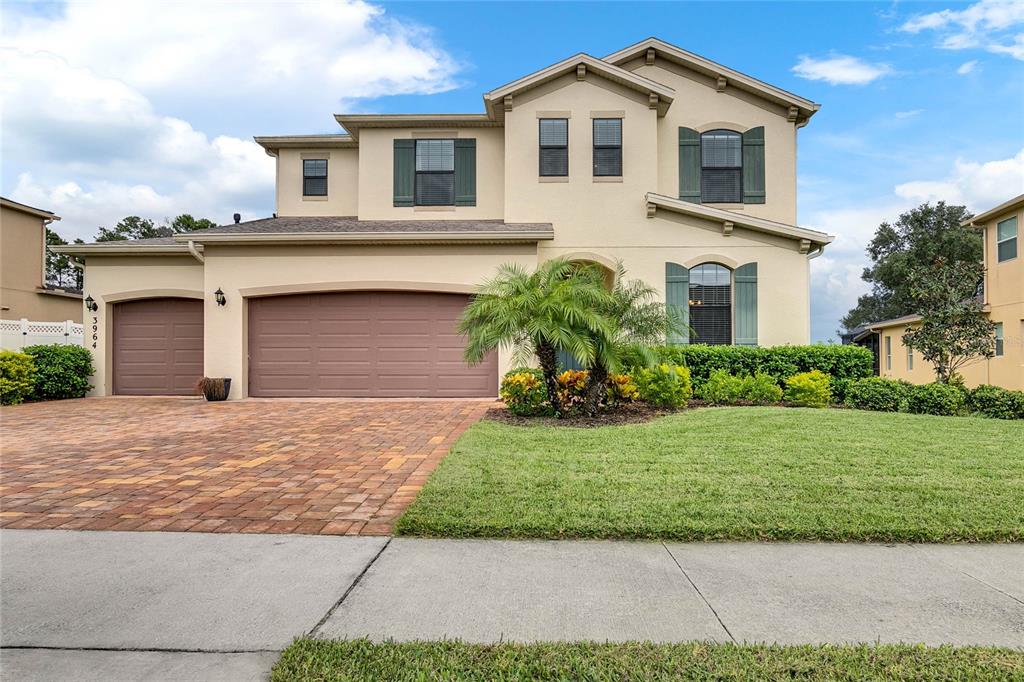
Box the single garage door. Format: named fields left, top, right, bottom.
left=113, top=298, right=204, bottom=395
left=248, top=291, right=497, bottom=397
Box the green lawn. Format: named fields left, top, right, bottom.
left=272, top=639, right=1023, bottom=681
left=395, top=407, right=1024, bottom=542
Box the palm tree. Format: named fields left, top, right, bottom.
left=459, top=258, right=615, bottom=416
left=579, top=262, right=686, bottom=416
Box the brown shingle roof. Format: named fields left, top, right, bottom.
left=189, top=216, right=553, bottom=236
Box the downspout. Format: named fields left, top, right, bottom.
left=806, top=244, right=824, bottom=260
left=187, top=240, right=205, bottom=264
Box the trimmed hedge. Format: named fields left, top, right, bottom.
left=623, top=344, right=872, bottom=401
left=906, top=383, right=966, bottom=417
left=846, top=377, right=911, bottom=413
left=0, top=351, right=36, bottom=405
left=967, top=385, right=1024, bottom=420
left=783, top=370, right=831, bottom=408
left=23, top=344, right=94, bottom=401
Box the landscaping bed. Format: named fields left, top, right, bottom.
left=396, top=407, right=1024, bottom=542
left=272, top=639, right=1023, bottom=681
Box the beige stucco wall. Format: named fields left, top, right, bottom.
left=0, top=206, right=82, bottom=322
left=356, top=127, right=505, bottom=221
left=275, top=148, right=359, bottom=217
left=625, top=58, right=798, bottom=225
left=81, top=255, right=205, bottom=396
left=201, top=242, right=538, bottom=398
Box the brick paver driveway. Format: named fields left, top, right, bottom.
left=1, top=398, right=490, bottom=535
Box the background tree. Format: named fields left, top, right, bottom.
left=459, top=259, right=614, bottom=417
left=901, top=257, right=995, bottom=384
left=44, top=229, right=84, bottom=290
left=841, top=202, right=979, bottom=332
left=94, top=214, right=218, bottom=241
left=580, top=263, right=684, bottom=416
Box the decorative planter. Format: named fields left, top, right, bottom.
left=198, top=377, right=231, bottom=401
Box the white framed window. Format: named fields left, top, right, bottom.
left=539, top=119, right=568, bottom=177
left=415, top=139, right=455, bottom=206
left=701, top=130, right=742, bottom=203
left=995, top=322, right=1004, bottom=357
left=997, top=216, right=1017, bottom=262
left=592, top=119, right=622, bottom=177
left=885, top=336, right=892, bottom=371
left=907, top=344, right=913, bottom=370
left=302, top=159, right=328, bottom=196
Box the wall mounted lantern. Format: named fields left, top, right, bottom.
left=84, top=295, right=98, bottom=312
left=214, top=288, right=227, bottom=306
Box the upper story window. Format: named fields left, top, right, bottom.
left=592, top=119, right=622, bottom=177
left=997, top=216, right=1017, bottom=262
left=415, top=139, right=455, bottom=206
left=539, top=119, right=568, bottom=177
left=303, top=159, right=328, bottom=196
left=688, top=263, right=732, bottom=345
left=701, top=130, right=742, bottom=203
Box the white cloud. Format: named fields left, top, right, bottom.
left=0, top=1, right=461, bottom=240
left=957, top=59, right=981, bottom=73
left=893, top=109, right=924, bottom=119
left=792, top=54, right=893, bottom=85
left=807, top=148, right=1024, bottom=340
left=900, top=0, right=1024, bottom=60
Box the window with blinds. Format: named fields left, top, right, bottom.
left=415, top=139, right=455, bottom=205
left=303, top=159, right=328, bottom=196
left=688, top=263, right=732, bottom=345
left=593, top=119, right=622, bottom=177
left=539, top=119, right=568, bottom=177
left=701, top=130, right=742, bottom=203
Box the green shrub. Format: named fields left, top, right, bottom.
left=846, top=377, right=911, bottom=413
left=500, top=368, right=550, bottom=416
left=742, top=372, right=784, bottom=405
left=966, top=384, right=1024, bottom=420
left=622, top=344, right=872, bottom=401
left=634, top=363, right=692, bottom=408
left=0, top=351, right=37, bottom=405
left=698, top=369, right=745, bottom=405
left=22, top=344, right=94, bottom=401
left=906, top=383, right=967, bottom=417
left=784, top=370, right=831, bottom=408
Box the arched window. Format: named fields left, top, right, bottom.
left=688, top=263, right=732, bottom=345
left=700, top=130, right=742, bottom=203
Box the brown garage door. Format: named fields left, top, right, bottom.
left=248, top=291, right=497, bottom=397
left=113, top=298, right=203, bottom=395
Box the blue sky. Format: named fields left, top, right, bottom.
left=3, top=0, right=1023, bottom=341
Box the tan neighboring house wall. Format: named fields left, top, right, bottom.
left=873, top=195, right=1024, bottom=391
left=0, top=199, right=82, bottom=324
left=56, top=37, right=832, bottom=399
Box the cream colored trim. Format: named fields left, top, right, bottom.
left=680, top=254, right=742, bottom=270
left=412, top=130, right=460, bottom=138
left=696, top=122, right=747, bottom=133
left=413, top=206, right=457, bottom=213
left=177, top=231, right=554, bottom=244
left=645, top=193, right=834, bottom=246
left=102, top=289, right=204, bottom=303
left=539, top=176, right=570, bottom=183
left=334, top=114, right=498, bottom=140
left=964, top=194, right=1024, bottom=226
left=36, top=288, right=83, bottom=300
left=593, top=176, right=623, bottom=183
left=300, top=152, right=331, bottom=159
left=52, top=244, right=193, bottom=256
left=239, top=280, right=477, bottom=298
left=1, top=198, right=60, bottom=221
left=187, top=240, right=205, bottom=264
left=590, top=110, right=625, bottom=118
left=302, top=196, right=329, bottom=202
left=555, top=251, right=620, bottom=273
left=254, top=135, right=356, bottom=151
left=706, top=203, right=744, bottom=210
left=536, top=111, right=572, bottom=118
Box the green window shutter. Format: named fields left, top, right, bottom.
left=678, top=128, right=700, bottom=203
left=454, top=138, right=476, bottom=206
left=742, top=127, right=765, bottom=204
left=734, top=262, right=758, bottom=346
left=393, top=139, right=415, bottom=207
left=666, top=262, right=689, bottom=345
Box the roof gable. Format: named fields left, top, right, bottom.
left=484, top=54, right=674, bottom=119
left=605, top=38, right=819, bottom=125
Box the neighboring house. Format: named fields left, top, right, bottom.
left=852, top=194, right=1022, bottom=390
left=55, top=37, right=833, bottom=399
left=0, top=198, right=82, bottom=323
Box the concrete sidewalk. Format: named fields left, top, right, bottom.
left=2, top=530, right=1022, bottom=681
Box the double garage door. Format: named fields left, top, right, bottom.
left=111, top=292, right=496, bottom=397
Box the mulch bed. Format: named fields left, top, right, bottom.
left=484, top=400, right=810, bottom=427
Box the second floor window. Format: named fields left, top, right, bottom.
left=593, top=119, right=622, bottom=177
left=303, top=159, right=328, bottom=196
left=701, top=130, right=742, bottom=203
left=997, top=216, right=1017, bottom=262
left=539, top=119, right=568, bottom=177
left=415, top=139, right=455, bottom=206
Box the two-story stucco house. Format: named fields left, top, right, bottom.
left=56, top=38, right=833, bottom=399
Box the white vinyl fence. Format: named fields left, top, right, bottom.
left=1, top=319, right=84, bottom=351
